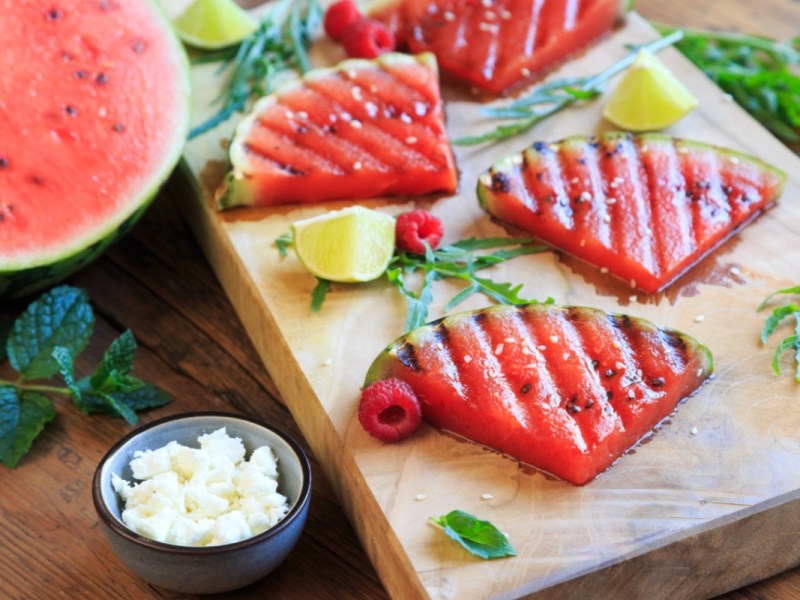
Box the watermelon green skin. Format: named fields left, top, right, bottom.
left=365, top=303, right=713, bottom=486
left=0, top=0, right=191, bottom=299
left=369, top=0, right=630, bottom=95
left=217, top=52, right=457, bottom=209
left=477, top=132, right=787, bottom=294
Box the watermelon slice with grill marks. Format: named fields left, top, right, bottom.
left=369, top=0, right=629, bottom=95
left=216, top=52, right=457, bottom=209
left=364, top=303, right=713, bottom=485
left=477, top=132, right=787, bottom=293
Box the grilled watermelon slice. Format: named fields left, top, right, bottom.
left=217, top=52, right=457, bottom=209
left=477, top=132, right=787, bottom=293
left=0, top=0, right=191, bottom=299
left=369, top=0, right=629, bottom=95
left=365, top=303, right=713, bottom=485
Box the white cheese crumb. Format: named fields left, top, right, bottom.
left=494, top=343, right=504, bottom=355
left=113, top=428, right=288, bottom=547
left=549, top=336, right=559, bottom=344
left=464, top=355, right=473, bottom=364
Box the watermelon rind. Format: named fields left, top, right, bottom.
left=0, top=0, right=192, bottom=300
left=217, top=52, right=441, bottom=210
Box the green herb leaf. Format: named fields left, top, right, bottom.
left=189, top=0, right=321, bottom=140
left=0, top=389, right=55, bottom=468
left=760, top=303, right=799, bottom=344
left=430, top=510, right=516, bottom=560
left=52, top=346, right=83, bottom=407
left=79, top=384, right=171, bottom=416
left=454, top=30, right=683, bottom=146
left=90, top=330, right=137, bottom=390
left=758, top=287, right=800, bottom=381
left=275, top=233, right=293, bottom=257
left=310, top=278, right=331, bottom=312
left=7, top=285, right=94, bottom=380
left=0, top=318, right=13, bottom=363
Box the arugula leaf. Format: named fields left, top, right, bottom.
left=189, top=0, right=321, bottom=140
left=758, top=288, right=800, bottom=381
left=7, top=285, right=94, bottom=380
left=0, top=390, right=55, bottom=468
left=454, top=31, right=682, bottom=145
left=275, top=233, right=293, bottom=257
left=310, top=278, right=331, bottom=312
left=430, top=510, right=516, bottom=560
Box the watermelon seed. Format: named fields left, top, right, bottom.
left=0, top=157, right=7, bottom=169
left=96, top=73, right=109, bottom=85
left=112, top=123, right=125, bottom=132
left=490, top=172, right=510, bottom=193
left=591, top=359, right=600, bottom=369
left=723, top=185, right=734, bottom=196
left=64, top=105, right=77, bottom=117
left=30, top=175, right=45, bottom=186
left=131, top=39, right=147, bottom=54
left=520, top=384, right=531, bottom=394
left=74, top=69, right=88, bottom=79
left=585, top=399, right=595, bottom=409
left=604, top=369, right=616, bottom=378
left=46, top=8, right=62, bottom=21
left=606, top=390, right=613, bottom=400
left=650, top=377, right=666, bottom=388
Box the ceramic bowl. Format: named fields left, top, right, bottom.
left=92, top=412, right=312, bottom=594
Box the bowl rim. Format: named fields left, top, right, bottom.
left=92, top=411, right=312, bottom=555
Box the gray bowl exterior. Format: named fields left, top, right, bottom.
left=92, top=413, right=311, bottom=595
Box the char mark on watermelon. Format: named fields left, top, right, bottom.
left=0, top=0, right=191, bottom=299
left=369, top=0, right=629, bottom=95
left=365, top=303, right=713, bottom=485
left=477, top=132, right=787, bottom=293
left=217, top=52, right=457, bottom=209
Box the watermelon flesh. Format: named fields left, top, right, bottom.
left=477, top=132, right=787, bottom=293
left=217, top=52, right=457, bottom=209
left=370, top=0, right=627, bottom=95
left=365, top=303, right=714, bottom=485
left=0, top=0, right=190, bottom=298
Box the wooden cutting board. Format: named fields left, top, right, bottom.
left=172, top=4, right=800, bottom=598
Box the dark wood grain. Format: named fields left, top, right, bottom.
left=1, top=1, right=798, bottom=598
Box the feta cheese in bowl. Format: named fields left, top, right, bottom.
left=92, top=412, right=312, bottom=594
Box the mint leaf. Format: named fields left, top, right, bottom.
left=0, top=318, right=13, bottom=362
left=80, top=383, right=171, bottom=417
left=431, top=510, right=516, bottom=560
left=0, top=390, right=55, bottom=468
left=90, top=330, right=136, bottom=390
left=52, top=346, right=83, bottom=407
left=7, top=285, right=93, bottom=380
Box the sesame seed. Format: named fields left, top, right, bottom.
left=443, top=10, right=455, bottom=21
left=400, top=113, right=412, bottom=124
left=694, top=314, right=705, bottom=323
left=627, top=389, right=636, bottom=399
left=481, top=493, right=494, bottom=500
left=485, top=10, right=496, bottom=20
left=351, top=86, right=363, bottom=101
left=549, top=335, right=559, bottom=343
left=600, top=267, right=609, bottom=274
left=581, top=191, right=592, bottom=201
left=500, top=9, right=511, bottom=19
left=505, top=337, right=516, bottom=344
left=365, top=101, right=378, bottom=118
left=606, top=197, right=617, bottom=205
left=603, top=214, right=611, bottom=223
left=570, top=177, right=579, bottom=185
left=350, top=119, right=362, bottom=129
left=353, top=161, right=362, bottom=171
left=464, top=355, right=473, bottom=363
left=537, top=345, right=547, bottom=351
left=615, top=361, right=625, bottom=370
left=406, top=136, right=418, bottom=144
left=730, top=156, right=740, bottom=164
left=296, top=111, right=308, bottom=119
left=520, top=66, right=531, bottom=77
left=415, top=494, right=427, bottom=501
left=494, top=343, right=504, bottom=355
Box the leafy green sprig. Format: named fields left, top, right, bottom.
left=188, top=0, right=322, bottom=140
left=758, top=286, right=800, bottom=381
left=0, top=286, right=171, bottom=468
left=430, top=510, right=516, bottom=560
left=453, top=30, right=683, bottom=146
left=276, top=234, right=548, bottom=331
left=654, top=24, right=800, bottom=144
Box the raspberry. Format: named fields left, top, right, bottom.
left=395, top=209, right=445, bottom=254
left=323, top=0, right=362, bottom=42
left=341, top=18, right=396, bottom=59
left=359, top=379, right=422, bottom=443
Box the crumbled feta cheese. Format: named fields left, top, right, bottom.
left=114, top=428, right=288, bottom=547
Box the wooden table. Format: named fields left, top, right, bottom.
left=2, top=0, right=798, bottom=598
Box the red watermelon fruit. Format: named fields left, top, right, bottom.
left=477, top=132, right=787, bottom=293
left=0, top=0, right=191, bottom=299
left=364, top=303, right=713, bottom=485
left=368, top=0, right=630, bottom=94
left=216, top=52, right=457, bottom=209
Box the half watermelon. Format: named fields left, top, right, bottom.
left=369, top=0, right=630, bottom=94
left=217, top=52, right=457, bottom=209
left=365, top=303, right=714, bottom=485
left=477, top=132, right=787, bottom=293
left=0, top=0, right=191, bottom=299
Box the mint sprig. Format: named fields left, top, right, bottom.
left=0, top=285, right=171, bottom=468
left=430, top=510, right=516, bottom=560
left=758, top=286, right=800, bottom=381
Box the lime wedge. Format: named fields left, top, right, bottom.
left=173, top=0, right=258, bottom=50
left=291, top=207, right=396, bottom=283
left=602, top=49, right=699, bottom=132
